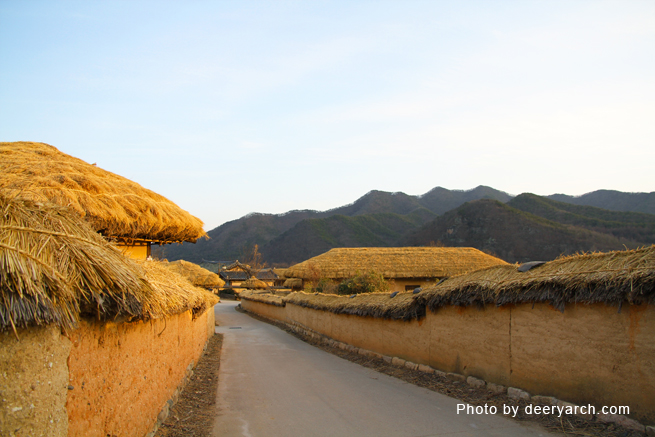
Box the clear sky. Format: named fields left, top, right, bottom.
left=2, top=0, right=654, bottom=230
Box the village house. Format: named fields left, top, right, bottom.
left=218, top=260, right=252, bottom=288
left=283, top=247, right=508, bottom=292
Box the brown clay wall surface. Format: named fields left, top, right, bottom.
left=510, top=303, right=655, bottom=424
left=389, top=278, right=437, bottom=292
left=427, top=305, right=512, bottom=385
left=1, top=324, right=71, bottom=437
left=66, top=309, right=211, bottom=437
left=240, top=300, right=288, bottom=323
left=285, top=303, right=333, bottom=338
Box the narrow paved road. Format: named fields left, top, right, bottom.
left=212, top=301, right=557, bottom=437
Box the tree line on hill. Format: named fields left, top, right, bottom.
left=154, top=186, right=655, bottom=266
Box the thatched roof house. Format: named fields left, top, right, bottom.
left=284, top=247, right=508, bottom=292
left=163, top=260, right=225, bottom=289
left=0, top=192, right=218, bottom=334
left=0, top=142, right=206, bottom=259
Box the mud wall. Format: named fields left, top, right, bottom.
left=241, top=300, right=288, bottom=323
left=66, top=309, right=213, bottom=437
left=509, top=303, right=654, bottom=422
left=0, top=324, right=72, bottom=437
left=241, top=298, right=655, bottom=425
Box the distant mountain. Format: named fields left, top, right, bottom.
left=547, top=190, right=655, bottom=215
left=156, top=185, right=511, bottom=264
left=155, top=209, right=326, bottom=263
left=156, top=186, right=654, bottom=265
left=508, top=193, right=655, bottom=245
left=260, top=209, right=436, bottom=265
left=402, top=199, right=640, bottom=263
left=419, top=185, right=513, bottom=215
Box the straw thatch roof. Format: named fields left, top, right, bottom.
left=162, top=260, right=225, bottom=288
left=241, top=277, right=268, bottom=290
left=284, top=247, right=508, bottom=280
left=241, top=247, right=655, bottom=320
left=286, top=291, right=425, bottom=320
left=416, top=246, right=655, bottom=312
left=138, top=260, right=219, bottom=317
left=0, top=142, right=205, bottom=243
left=239, top=290, right=424, bottom=320
left=240, top=290, right=287, bottom=307
left=0, top=192, right=217, bottom=334
left=273, top=268, right=288, bottom=279
left=283, top=278, right=303, bottom=289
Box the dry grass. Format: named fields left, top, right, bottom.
left=283, top=278, right=303, bottom=289
left=0, top=142, right=205, bottom=243
left=0, top=192, right=217, bottom=334
left=240, top=277, right=268, bottom=289
left=240, top=290, right=424, bottom=320
left=285, top=290, right=425, bottom=320
left=137, top=260, right=219, bottom=318
left=239, top=290, right=288, bottom=307
left=162, top=260, right=225, bottom=288
left=418, top=246, right=655, bottom=312
left=284, top=247, right=508, bottom=280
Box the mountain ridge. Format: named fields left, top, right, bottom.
left=155, top=186, right=655, bottom=265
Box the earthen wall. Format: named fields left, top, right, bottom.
left=241, top=298, right=655, bottom=425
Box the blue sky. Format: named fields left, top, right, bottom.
left=2, top=0, right=654, bottom=230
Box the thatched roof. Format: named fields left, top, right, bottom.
left=242, top=247, right=655, bottom=320
left=138, top=260, right=219, bottom=317
left=417, top=246, right=655, bottom=312
left=162, top=260, right=225, bottom=288
left=0, top=192, right=217, bottom=334
left=0, top=142, right=205, bottom=243
left=273, top=268, right=288, bottom=279
left=240, top=290, right=424, bottom=320
left=283, top=278, right=303, bottom=289
left=241, top=277, right=268, bottom=290
left=286, top=291, right=425, bottom=320
left=284, top=247, right=508, bottom=280
left=239, top=290, right=287, bottom=307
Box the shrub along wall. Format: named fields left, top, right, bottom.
left=240, top=296, right=654, bottom=425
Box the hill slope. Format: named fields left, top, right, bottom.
left=403, top=199, right=639, bottom=263
left=508, top=193, right=655, bottom=244
left=547, top=190, right=655, bottom=215
left=260, top=210, right=436, bottom=265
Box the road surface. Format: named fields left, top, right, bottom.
left=212, top=301, right=557, bottom=437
